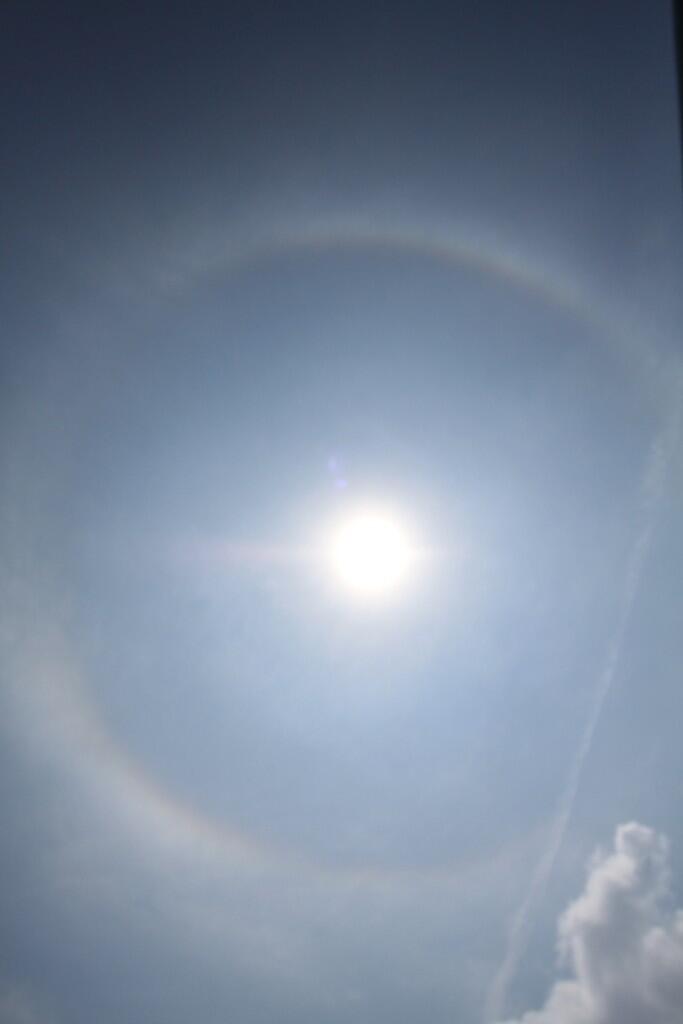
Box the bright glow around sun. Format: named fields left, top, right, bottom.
left=329, top=510, right=415, bottom=598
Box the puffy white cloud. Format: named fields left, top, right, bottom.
left=500, top=823, right=683, bottom=1024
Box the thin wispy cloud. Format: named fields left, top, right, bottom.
left=497, top=823, right=683, bottom=1024
left=485, top=375, right=683, bottom=1023
left=2, top=6, right=680, bottom=1024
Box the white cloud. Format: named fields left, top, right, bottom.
left=485, top=392, right=683, bottom=1024
left=499, top=823, right=683, bottom=1024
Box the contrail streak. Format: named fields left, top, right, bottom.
left=484, top=373, right=682, bottom=1024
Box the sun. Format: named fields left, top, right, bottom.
left=328, top=509, right=415, bottom=599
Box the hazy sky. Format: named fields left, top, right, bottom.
left=2, top=4, right=683, bottom=1023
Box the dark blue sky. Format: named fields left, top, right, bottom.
left=2, top=4, right=683, bottom=1024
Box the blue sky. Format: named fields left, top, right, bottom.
left=2, top=4, right=683, bottom=1023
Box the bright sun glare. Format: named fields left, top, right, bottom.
left=329, top=510, right=415, bottom=598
